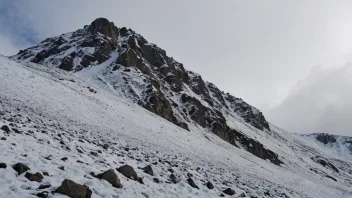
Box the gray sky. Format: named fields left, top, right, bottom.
left=1, top=0, right=352, bottom=135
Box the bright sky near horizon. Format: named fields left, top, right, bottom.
left=1, top=0, right=352, bottom=135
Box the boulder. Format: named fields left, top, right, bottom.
left=187, top=177, right=199, bottom=189
left=206, top=181, right=214, bottom=189
left=25, top=172, right=44, bottom=182
left=96, top=169, right=122, bottom=188
left=12, top=163, right=30, bottom=174
left=1, top=125, right=10, bottom=133
left=142, top=165, right=153, bottom=176
left=169, top=174, right=177, bottom=184
left=223, top=188, right=236, bottom=195
left=55, top=179, right=92, bottom=198
left=117, top=164, right=138, bottom=180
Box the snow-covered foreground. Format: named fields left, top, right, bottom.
left=0, top=55, right=351, bottom=198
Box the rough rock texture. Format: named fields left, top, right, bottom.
left=55, top=179, right=92, bottom=198
left=12, top=17, right=282, bottom=165
left=96, top=169, right=122, bottom=188
left=117, top=164, right=143, bottom=184
left=223, top=188, right=236, bottom=195
left=25, top=172, right=44, bottom=182
left=12, top=163, right=30, bottom=174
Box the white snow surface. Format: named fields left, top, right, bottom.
left=0, top=55, right=352, bottom=197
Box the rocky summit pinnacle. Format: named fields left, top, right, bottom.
left=87, top=18, right=119, bottom=43
left=11, top=18, right=282, bottom=165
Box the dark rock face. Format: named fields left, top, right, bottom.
left=87, top=18, right=119, bottom=44
left=223, top=188, right=236, bottom=195
left=233, top=130, right=282, bottom=165
left=96, top=169, right=122, bottom=188
left=316, top=134, right=337, bottom=144
left=12, top=17, right=281, bottom=165
left=55, top=179, right=92, bottom=198
left=25, top=172, right=44, bottom=182
left=311, top=156, right=339, bottom=173
left=12, top=163, right=30, bottom=174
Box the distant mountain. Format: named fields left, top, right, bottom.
left=12, top=18, right=280, bottom=165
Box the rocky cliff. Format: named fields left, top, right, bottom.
left=12, top=18, right=282, bottom=165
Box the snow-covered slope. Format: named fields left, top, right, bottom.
left=1, top=55, right=352, bottom=197
left=4, top=17, right=352, bottom=197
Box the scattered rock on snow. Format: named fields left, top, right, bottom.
left=1, top=125, right=10, bottom=133
left=12, top=163, right=30, bottom=174
left=206, top=181, right=214, bottom=189
left=223, top=188, right=236, bottom=195
left=37, top=184, right=51, bottom=190
left=96, top=169, right=123, bottom=188
left=36, top=191, right=49, bottom=198
left=169, top=174, right=177, bottom=184
left=142, top=165, right=153, bottom=176
left=187, top=177, right=199, bottom=189
left=1, top=137, right=6, bottom=140
left=55, top=179, right=92, bottom=198
left=25, top=172, right=44, bottom=182
left=117, top=164, right=138, bottom=180
left=153, top=178, right=160, bottom=183
left=0, top=163, right=7, bottom=169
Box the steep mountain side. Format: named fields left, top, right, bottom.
left=12, top=18, right=280, bottom=165
left=1, top=55, right=352, bottom=197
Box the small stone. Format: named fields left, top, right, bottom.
left=153, top=178, right=160, bottom=183
left=206, top=181, right=214, bottom=189
left=223, top=188, right=236, bottom=195
left=142, top=165, right=153, bottom=176
left=187, top=177, right=199, bottom=189
left=42, top=172, right=49, bottom=176
left=37, top=184, right=51, bottom=190
left=0, top=163, right=7, bottom=169
left=61, top=157, right=68, bottom=161
left=169, top=174, right=177, bottom=184
left=90, top=151, right=98, bottom=157
left=1, top=137, right=6, bottom=140
left=36, top=191, right=49, bottom=198
left=58, top=166, right=65, bottom=171
left=102, top=144, right=109, bottom=150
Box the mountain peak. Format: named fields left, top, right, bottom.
left=87, top=17, right=119, bottom=42
left=11, top=18, right=280, bottom=165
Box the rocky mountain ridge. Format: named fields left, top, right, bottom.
left=12, top=18, right=281, bottom=165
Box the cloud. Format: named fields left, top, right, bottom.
left=0, top=0, right=39, bottom=55
left=267, top=64, right=352, bottom=136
